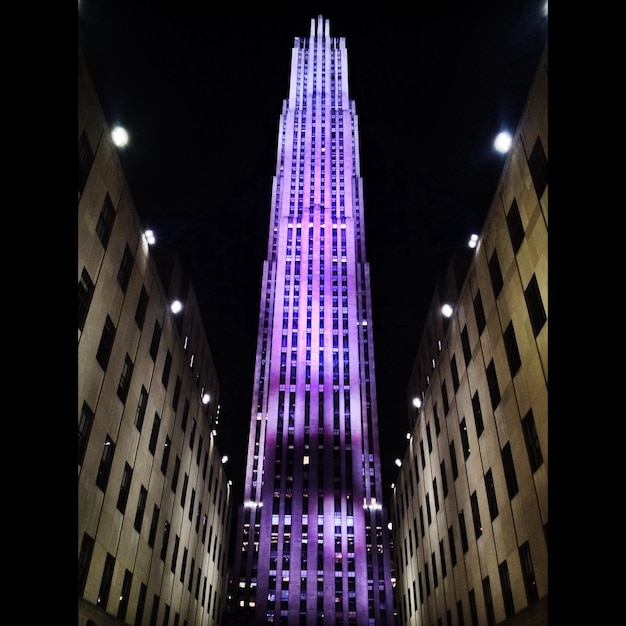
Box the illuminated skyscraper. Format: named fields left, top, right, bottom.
left=232, top=16, right=395, bottom=625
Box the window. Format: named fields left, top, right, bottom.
left=450, top=355, right=459, bottom=392
left=519, top=541, right=539, bottom=604
left=95, top=193, right=116, bottom=249
left=501, top=442, right=519, bottom=499
left=117, top=569, right=133, bottom=620
left=78, top=268, right=94, bottom=331
left=78, top=401, right=94, bottom=465
left=522, top=409, right=544, bottom=472
left=97, top=553, right=115, bottom=610
left=484, top=469, right=498, bottom=521
left=171, top=535, right=180, bottom=574
left=117, top=462, right=133, bottom=513
left=499, top=560, right=515, bottom=617
left=172, top=456, right=181, bottom=492
left=470, top=491, right=482, bottom=539
left=134, top=485, right=147, bottom=532
left=448, top=526, right=457, bottom=567
left=149, top=594, right=160, bottom=626
left=172, top=376, right=181, bottom=410
left=468, top=589, right=479, bottom=626
left=459, top=511, right=468, bottom=554
left=162, top=350, right=172, bottom=388
left=149, top=413, right=161, bottom=455
left=473, top=291, right=486, bottom=335
left=135, top=386, right=148, bottom=431
left=440, top=460, right=448, bottom=497
left=117, top=354, right=134, bottom=403
left=461, top=325, right=471, bottom=366
left=503, top=321, right=522, bottom=377
left=441, top=380, right=449, bottom=415
left=78, top=131, right=94, bottom=193
left=449, top=441, right=459, bottom=480
left=527, top=136, right=548, bottom=199
left=488, top=250, right=504, bottom=299
left=460, top=418, right=470, bottom=461
left=482, top=576, right=496, bottom=626
left=96, top=315, right=116, bottom=370
left=135, top=286, right=149, bottom=329
left=486, top=360, right=501, bottom=410
left=471, top=391, right=484, bottom=437
left=96, top=435, right=115, bottom=491
left=506, top=199, right=525, bottom=254
left=78, top=532, right=94, bottom=596
left=524, top=274, right=547, bottom=337
left=149, top=321, right=162, bottom=361
left=117, top=244, right=135, bottom=293
left=148, top=504, right=160, bottom=548
left=160, top=521, right=170, bottom=561
left=161, top=436, right=171, bottom=475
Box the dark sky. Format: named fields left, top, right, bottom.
left=78, top=1, right=548, bottom=507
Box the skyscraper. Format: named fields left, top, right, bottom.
left=232, top=16, right=395, bottom=625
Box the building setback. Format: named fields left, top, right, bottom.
left=391, top=45, right=548, bottom=626
left=78, top=45, right=233, bottom=626
left=231, top=16, right=395, bottom=626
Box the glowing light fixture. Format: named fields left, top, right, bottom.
left=202, top=393, right=210, bottom=405
left=412, top=397, right=421, bottom=409
left=494, top=131, right=512, bottom=154
left=441, top=304, right=454, bottom=318
left=394, top=458, right=402, bottom=468
left=221, top=455, right=229, bottom=464
left=170, top=300, right=183, bottom=314
left=143, top=229, right=156, bottom=245
left=468, top=233, right=479, bottom=248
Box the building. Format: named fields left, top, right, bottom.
left=231, top=16, right=395, bottom=625
left=390, top=45, right=548, bottom=626
left=78, top=45, right=233, bottom=626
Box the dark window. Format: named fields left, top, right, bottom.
left=78, top=131, right=94, bottom=193
left=419, top=440, right=425, bottom=469
left=117, top=569, right=133, bottom=620
left=456, top=599, right=465, bottom=626
left=426, top=422, right=433, bottom=452
left=431, top=552, right=438, bottom=588
left=117, top=354, right=134, bottom=403
left=433, top=404, right=441, bottom=435
left=468, top=589, right=479, bottom=626
left=450, top=355, right=459, bottom=392
left=135, top=286, right=149, bottom=329
left=163, top=604, right=171, bottom=626
left=134, top=485, right=147, bottom=533
left=181, top=474, right=189, bottom=508
left=161, top=436, right=171, bottom=475
left=188, top=558, right=195, bottom=592
left=482, top=576, right=496, bottom=626
left=470, top=491, right=482, bottom=539
left=499, top=560, right=515, bottom=617
left=160, top=521, right=170, bottom=561
left=471, top=391, right=484, bottom=437
left=172, top=456, right=181, bottom=492
left=171, top=535, right=180, bottom=574
left=458, top=511, right=468, bottom=554
left=135, top=583, right=147, bottom=626
left=506, top=198, right=525, bottom=254
left=117, top=462, right=133, bottom=513
left=433, top=478, right=440, bottom=511
left=149, top=321, right=162, bottom=361
left=439, top=540, right=447, bottom=579
left=449, top=441, right=459, bottom=479
left=524, top=274, right=547, bottom=337
left=440, top=460, right=448, bottom=498
left=135, top=386, right=148, bottom=431
left=172, top=376, right=182, bottom=410
left=149, top=594, right=160, bottom=626
left=148, top=504, right=160, bottom=548
left=190, top=419, right=197, bottom=451
left=501, top=442, right=519, bottom=498
left=149, top=413, right=161, bottom=455
left=460, top=418, right=470, bottom=461
left=448, top=526, right=457, bottom=567
left=78, top=268, right=94, bottom=331
left=162, top=350, right=172, bottom=388
left=461, top=325, right=471, bottom=367
left=519, top=541, right=539, bottom=604
left=473, top=291, right=486, bottom=335
left=484, top=469, right=499, bottom=521
left=486, top=360, right=501, bottom=410
left=180, top=548, right=188, bottom=583
left=78, top=401, right=94, bottom=465
left=181, top=400, right=190, bottom=432
left=97, top=553, right=116, bottom=610
left=196, top=436, right=203, bottom=466
left=96, top=435, right=115, bottom=491
left=503, top=321, right=522, bottom=377
left=95, top=193, right=116, bottom=249
left=522, top=409, right=544, bottom=472
left=78, top=532, right=94, bottom=596
left=96, top=315, right=116, bottom=370
left=488, top=250, right=504, bottom=299
left=527, top=136, right=548, bottom=199
left=117, top=244, right=135, bottom=293
left=188, top=488, right=196, bottom=522
left=441, top=381, right=449, bottom=415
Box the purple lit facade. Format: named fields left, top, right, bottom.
left=232, top=16, right=395, bottom=625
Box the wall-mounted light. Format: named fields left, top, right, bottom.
left=111, top=126, right=129, bottom=147
left=221, top=455, right=229, bottom=464
left=143, top=229, right=156, bottom=245
left=441, top=303, right=454, bottom=318
left=412, top=397, right=422, bottom=409
left=170, top=300, right=183, bottom=314
left=202, top=393, right=210, bottom=405
left=468, top=233, right=479, bottom=248
left=394, top=458, right=402, bottom=468
left=405, top=432, right=411, bottom=440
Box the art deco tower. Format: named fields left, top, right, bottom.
left=232, top=17, right=395, bottom=625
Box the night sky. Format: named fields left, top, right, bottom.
left=78, top=1, right=548, bottom=508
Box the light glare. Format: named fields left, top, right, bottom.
left=494, top=131, right=512, bottom=154
left=111, top=126, right=129, bottom=147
